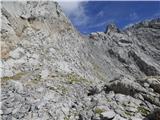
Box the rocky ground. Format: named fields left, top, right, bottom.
left=1, top=1, right=160, bottom=120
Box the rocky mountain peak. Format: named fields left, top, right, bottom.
left=105, top=23, right=120, bottom=34
left=126, top=18, right=160, bottom=30
left=1, top=1, right=160, bottom=120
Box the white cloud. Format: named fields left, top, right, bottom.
left=58, top=2, right=81, bottom=16
left=58, top=2, right=89, bottom=26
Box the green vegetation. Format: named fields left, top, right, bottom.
left=64, top=114, right=72, bottom=120
left=94, top=108, right=105, bottom=114
left=66, top=73, right=81, bottom=84
left=125, top=111, right=132, bottom=116
left=137, top=106, right=150, bottom=116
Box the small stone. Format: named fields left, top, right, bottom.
left=12, top=104, right=22, bottom=114
left=134, top=94, right=144, bottom=101
left=10, top=80, right=23, bottom=93
left=20, top=103, right=31, bottom=113
left=148, top=88, right=154, bottom=92
left=100, top=110, right=116, bottom=119
left=113, top=114, right=127, bottom=120
left=130, top=116, right=143, bottom=120
left=9, top=47, right=24, bottom=59
left=13, top=112, right=25, bottom=119
left=40, top=69, right=49, bottom=79
left=0, top=110, right=3, bottom=114
left=36, top=87, right=44, bottom=92
left=126, top=107, right=137, bottom=113
left=144, top=83, right=150, bottom=88
left=2, top=107, right=13, bottom=115
left=92, top=115, right=101, bottom=120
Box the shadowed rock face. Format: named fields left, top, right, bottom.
left=145, top=108, right=160, bottom=120
left=128, top=51, right=160, bottom=76
left=1, top=1, right=160, bottom=120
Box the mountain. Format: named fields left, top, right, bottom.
left=1, top=1, right=160, bottom=120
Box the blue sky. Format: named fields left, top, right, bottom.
left=59, top=1, right=160, bottom=34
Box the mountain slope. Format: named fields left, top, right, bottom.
left=1, top=1, right=160, bottom=120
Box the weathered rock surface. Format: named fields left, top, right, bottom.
left=1, top=1, right=160, bottom=120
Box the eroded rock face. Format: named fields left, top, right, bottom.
left=1, top=1, right=160, bottom=120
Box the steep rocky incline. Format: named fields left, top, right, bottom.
left=1, top=1, right=160, bottom=120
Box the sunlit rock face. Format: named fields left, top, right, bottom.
left=1, top=1, right=160, bottom=120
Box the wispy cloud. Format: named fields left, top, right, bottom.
left=59, top=2, right=89, bottom=26
left=88, top=19, right=115, bottom=29
left=88, top=21, right=106, bottom=28
left=97, top=10, right=104, bottom=17
left=124, top=23, right=134, bottom=29
left=129, top=12, right=139, bottom=20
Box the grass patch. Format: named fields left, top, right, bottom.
left=138, top=106, right=150, bottom=116
left=64, top=116, right=70, bottom=120
left=66, top=73, right=90, bottom=84
left=1, top=72, right=27, bottom=81
left=64, top=114, right=72, bottom=120
left=94, top=108, right=105, bottom=114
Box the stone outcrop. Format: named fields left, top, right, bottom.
left=1, top=1, right=160, bottom=120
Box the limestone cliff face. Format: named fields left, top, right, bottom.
left=1, top=1, right=160, bottom=120
left=1, top=1, right=84, bottom=78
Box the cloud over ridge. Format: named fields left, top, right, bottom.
left=59, top=2, right=89, bottom=26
